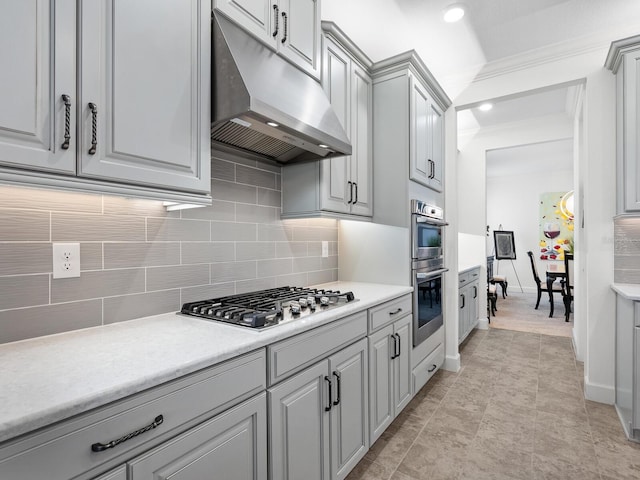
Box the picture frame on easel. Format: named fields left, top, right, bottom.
left=494, top=230, right=516, bottom=260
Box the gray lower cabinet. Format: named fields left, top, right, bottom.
left=368, top=314, right=412, bottom=445
left=128, top=393, right=266, bottom=479
left=269, top=338, right=368, bottom=480
left=615, top=294, right=640, bottom=442
left=458, top=268, right=480, bottom=344
left=92, top=465, right=126, bottom=480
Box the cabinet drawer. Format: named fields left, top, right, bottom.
left=458, top=272, right=470, bottom=287
left=268, top=312, right=367, bottom=385
left=0, top=350, right=266, bottom=480
left=412, top=343, right=444, bottom=394
left=468, top=268, right=480, bottom=283
left=368, top=295, right=412, bottom=332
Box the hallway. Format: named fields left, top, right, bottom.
left=346, top=329, right=640, bottom=480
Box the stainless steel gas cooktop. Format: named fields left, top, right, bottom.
left=180, top=286, right=357, bottom=329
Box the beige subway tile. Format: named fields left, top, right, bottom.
left=211, top=261, right=256, bottom=283
left=211, top=221, right=257, bottom=241
left=293, top=257, right=323, bottom=273
left=258, top=224, right=293, bottom=242
left=291, top=225, right=338, bottom=242
left=236, top=242, right=276, bottom=261
left=181, top=283, right=236, bottom=303
left=211, top=157, right=236, bottom=182
left=276, top=242, right=307, bottom=258
left=147, top=264, right=210, bottom=291
left=211, top=178, right=256, bottom=204
left=80, top=243, right=103, bottom=270
left=257, top=188, right=281, bottom=207
left=0, top=185, right=101, bottom=213
left=236, top=203, right=278, bottom=224
left=147, top=218, right=210, bottom=242
left=0, top=244, right=52, bottom=276
left=0, top=300, right=102, bottom=344
left=275, top=273, right=309, bottom=287
left=0, top=210, right=50, bottom=241
left=257, top=258, right=292, bottom=277
left=52, top=213, right=145, bottom=242
left=104, top=243, right=180, bottom=269
left=181, top=199, right=235, bottom=221
left=181, top=242, right=235, bottom=264
left=51, top=269, right=145, bottom=303
left=236, top=277, right=276, bottom=294
left=236, top=164, right=277, bottom=189
left=0, top=275, right=49, bottom=309
left=308, top=269, right=338, bottom=285
left=104, top=290, right=180, bottom=324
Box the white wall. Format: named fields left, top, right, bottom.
left=455, top=46, right=616, bottom=404
left=486, top=169, right=573, bottom=292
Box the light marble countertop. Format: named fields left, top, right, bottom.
left=611, top=283, right=640, bottom=300
left=459, top=264, right=481, bottom=275
left=0, top=281, right=412, bottom=444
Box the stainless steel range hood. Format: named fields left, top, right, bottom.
left=212, top=13, right=352, bottom=163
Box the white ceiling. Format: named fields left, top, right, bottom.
left=486, top=139, right=574, bottom=178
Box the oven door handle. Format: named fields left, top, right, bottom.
left=414, top=216, right=449, bottom=226
left=415, top=268, right=449, bottom=281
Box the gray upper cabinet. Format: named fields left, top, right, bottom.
left=370, top=52, right=450, bottom=227
left=214, top=0, right=321, bottom=80
left=78, top=0, right=211, bottom=194
left=0, top=0, right=211, bottom=202
left=606, top=36, right=640, bottom=213
left=0, top=0, right=76, bottom=175
left=281, top=22, right=373, bottom=220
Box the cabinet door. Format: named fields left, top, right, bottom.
left=128, top=393, right=267, bottom=480
left=320, top=35, right=350, bottom=214
left=79, top=0, right=210, bottom=193
left=623, top=50, right=640, bottom=211
left=410, top=77, right=431, bottom=187
left=214, top=0, right=276, bottom=49
left=349, top=64, right=373, bottom=217
left=470, top=282, right=479, bottom=329
left=368, top=324, right=394, bottom=444
left=269, top=361, right=330, bottom=480
left=278, top=0, right=321, bottom=80
left=458, top=286, right=468, bottom=343
left=329, top=339, right=368, bottom=480
left=427, top=100, right=444, bottom=192
left=393, top=315, right=413, bottom=413
left=92, top=465, right=126, bottom=480
left=0, top=0, right=76, bottom=174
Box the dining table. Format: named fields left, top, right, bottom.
left=546, top=263, right=566, bottom=318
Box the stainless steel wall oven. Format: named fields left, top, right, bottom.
left=411, top=200, right=448, bottom=347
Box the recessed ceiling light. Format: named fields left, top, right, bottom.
left=318, top=144, right=329, bottom=149
left=266, top=121, right=279, bottom=127
left=443, top=4, right=465, bottom=23
left=478, top=103, right=493, bottom=112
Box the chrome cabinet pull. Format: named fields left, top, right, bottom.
left=61, top=94, right=71, bottom=150
left=332, top=371, right=341, bottom=406
left=88, top=103, right=98, bottom=155
left=324, top=376, right=332, bottom=411
left=91, top=415, right=163, bottom=452
left=272, top=5, right=279, bottom=37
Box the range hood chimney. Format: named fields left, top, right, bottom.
left=212, top=13, right=352, bottom=163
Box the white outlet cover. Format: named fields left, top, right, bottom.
left=52, top=243, right=80, bottom=279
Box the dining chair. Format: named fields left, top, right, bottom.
left=526, top=251, right=564, bottom=310
left=487, top=255, right=508, bottom=298
left=563, top=254, right=574, bottom=322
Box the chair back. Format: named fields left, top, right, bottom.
left=527, top=251, right=541, bottom=284
left=564, top=254, right=574, bottom=289
left=487, top=255, right=494, bottom=282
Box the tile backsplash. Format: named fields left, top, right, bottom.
left=614, top=216, right=640, bottom=283
left=0, top=155, right=338, bottom=344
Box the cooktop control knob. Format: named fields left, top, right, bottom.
left=290, top=301, right=301, bottom=315
left=320, top=296, right=330, bottom=306
left=307, top=296, right=316, bottom=310
left=299, top=298, right=308, bottom=308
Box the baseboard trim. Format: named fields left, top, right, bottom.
left=572, top=328, right=584, bottom=362
left=443, top=353, right=461, bottom=373
left=477, top=317, right=489, bottom=330
left=584, top=377, right=615, bottom=404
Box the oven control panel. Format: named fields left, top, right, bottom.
left=411, top=199, right=443, bottom=220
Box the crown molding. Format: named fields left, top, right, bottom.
left=321, top=21, right=373, bottom=71
left=604, top=34, right=640, bottom=73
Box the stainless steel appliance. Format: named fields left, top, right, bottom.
left=411, top=200, right=448, bottom=346
left=211, top=13, right=351, bottom=163
left=180, top=286, right=357, bottom=329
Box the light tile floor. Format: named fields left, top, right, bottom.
left=347, top=328, right=640, bottom=480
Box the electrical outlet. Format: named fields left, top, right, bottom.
left=52, top=243, right=80, bottom=279
left=321, top=241, right=329, bottom=258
